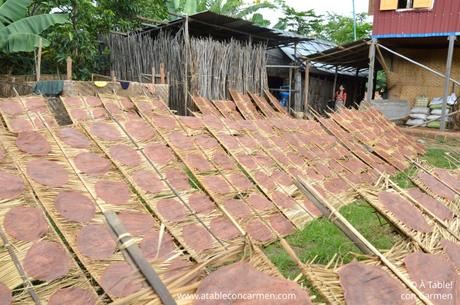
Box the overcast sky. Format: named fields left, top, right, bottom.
left=260, top=0, right=370, bottom=25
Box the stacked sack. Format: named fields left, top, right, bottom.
left=406, top=95, right=430, bottom=127
left=426, top=93, right=457, bottom=128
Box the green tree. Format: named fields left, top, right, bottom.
left=273, top=5, right=322, bottom=36
left=0, top=0, right=68, bottom=53
left=165, top=0, right=275, bottom=25
left=23, top=0, right=165, bottom=79
left=320, top=13, right=372, bottom=44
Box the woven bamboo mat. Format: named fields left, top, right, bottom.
left=98, top=93, right=140, bottom=121
left=190, top=96, right=222, bottom=117
left=0, top=96, right=58, bottom=133
left=247, top=92, right=284, bottom=118
left=2, top=126, right=202, bottom=304
left=0, top=138, right=101, bottom=304
left=303, top=242, right=426, bottom=305
left=212, top=100, right=244, bottom=120
left=329, top=107, right=424, bottom=171
left=60, top=96, right=109, bottom=123
left=263, top=89, right=289, bottom=115
left=203, top=116, right=315, bottom=229
left=131, top=108, right=291, bottom=247
left=229, top=90, right=263, bottom=120
left=356, top=183, right=460, bottom=254
left=81, top=119, right=242, bottom=264
left=130, top=96, right=171, bottom=116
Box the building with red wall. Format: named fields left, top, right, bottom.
left=372, top=0, right=460, bottom=38
left=368, top=0, right=460, bottom=126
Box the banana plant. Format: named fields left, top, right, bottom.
left=165, top=0, right=275, bottom=22
left=0, top=0, right=68, bottom=53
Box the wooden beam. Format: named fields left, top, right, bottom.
left=376, top=45, right=389, bottom=72
left=366, top=39, right=376, bottom=103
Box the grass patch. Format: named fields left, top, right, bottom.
left=390, top=147, right=458, bottom=188
left=422, top=148, right=458, bottom=169
left=265, top=146, right=455, bottom=299
left=390, top=165, right=417, bottom=189
left=264, top=201, right=400, bottom=299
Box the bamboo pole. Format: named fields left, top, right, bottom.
left=296, top=178, right=434, bottom=305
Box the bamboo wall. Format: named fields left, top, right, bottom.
left=386, top=48, right=460, bottom=107
left=107, top=30, right=268, bottom=115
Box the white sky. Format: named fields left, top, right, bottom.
left=260, top=0, right=370, bottom=25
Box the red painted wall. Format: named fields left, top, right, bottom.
left=372, top=0, right=460, bottom=38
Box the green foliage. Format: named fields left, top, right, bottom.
left=319, top=13, right=372, bottom=44
left=376, top=70, right=387, bottom=91
left=272, top=5, right=371, bottom=43
left=391, top=166, right=417, bottom=189
left=0, top=0, right=68, bottom=53
left=0, top=0, right=166, bottom=79
left=164, top=0, right=275, bottom=26
left=422, top=148, right=459, bottom=169
left=274, top=5, right=322, bottom=36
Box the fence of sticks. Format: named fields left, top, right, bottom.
left=107, top=29, right=268, bottom=115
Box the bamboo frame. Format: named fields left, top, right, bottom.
left=354, top=182, right=460, bottom=254
left=0, top=95, right=58, bottom=133
left=211, top=99, right=244, bottom=120
left=2, top=124, right=203, bottom=304
left=203, top=117, right=316, bottom=228
left=190, top=96, right=222, bottom=117
left=81, top=120, right=243, bottom=263
left=60, top=96, right=108, bottom=123
left=228, top=89, right=263, bottom=120
left=0, top=137, right=101, bottom=305
left=247, top=92, right=283, bottom=118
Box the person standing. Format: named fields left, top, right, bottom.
left=335, top=85, right=347, bottom=109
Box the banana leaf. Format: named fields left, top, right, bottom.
left=0, top=13, right=68, bottom=53
left=1, top=32, right=50, bottom=52
left=0, top=0, right=32, bottom=26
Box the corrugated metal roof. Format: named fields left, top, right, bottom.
left=281, top=39, right=369, bottom=77
left=372, top=0, right=460, bottom=38
left=138, top=11, right=311, bottom=47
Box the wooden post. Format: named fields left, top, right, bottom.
left=152, top=66, right=156, bottom=84
left=294, top=69, right=302, bottom=114
left=184, top=15, right=190, bottom=116
left=66, top=57, right=72, bottom=80
left=111, top=70, right=116, bottom=83
left=304, top=62, right=310, bottom=115
left=332, top=65, right=338, bottom=99
left=288, top=66, right=292, bottom=115
left=441, top=35, right=456, bottom=130
left=160, top=63, right=165, bottom=84
left=367, top=39, right=377, bottom=103
left=36, top=38, right=42, bottom=82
